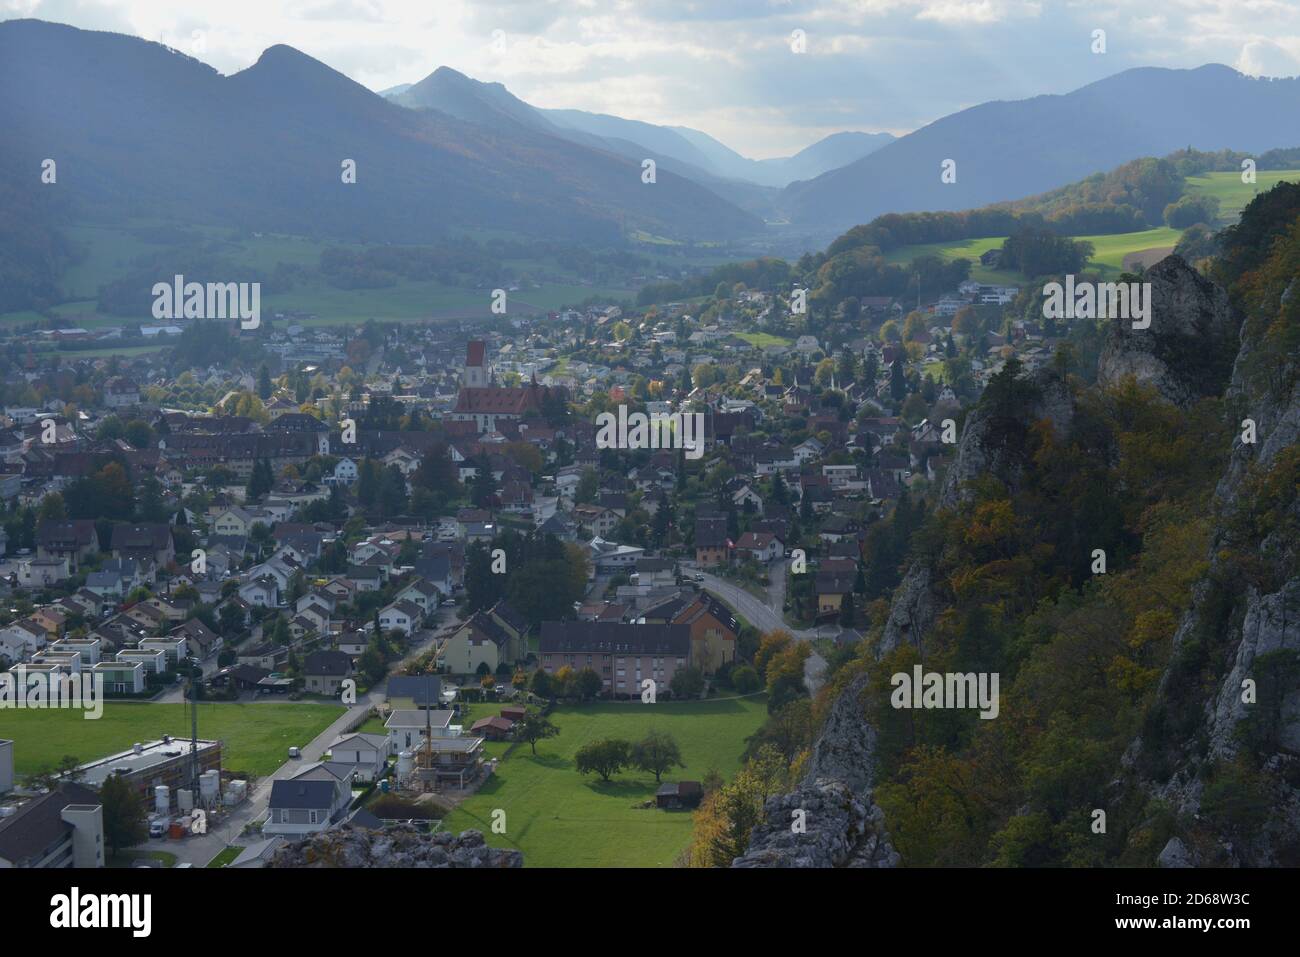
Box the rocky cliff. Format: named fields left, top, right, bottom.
left=735, top=251, right=1292, bottom=868
left=1097, top=254, right=1240, bottom=407
left=732, top=674, right=899, bottom=867
left=269, top=824, right=524, bottom=868
left=1126, top=272, right=1299, bottom=867
left=878, top=366, right=1074, bottom=655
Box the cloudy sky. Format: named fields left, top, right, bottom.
left=4, top=0, right=1299, bottom=157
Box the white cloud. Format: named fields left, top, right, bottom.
left=1236, top=38, right=1300, bottom=77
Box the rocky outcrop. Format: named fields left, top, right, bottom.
left=937, top=367, right=1074, bottom=511
left=878, top=563, right=941, bottom=657
left=732, top=674, right=899, bottom=868
left=879, top=367, right=1074, bottom=655
left=1124, top=258, right=1300, bottom=866
left=1097, top=254, right=1240, bottom=407
left=269, top=824, right=523, bottom=868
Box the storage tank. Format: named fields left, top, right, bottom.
left=154, top=786, right=170, bottom=816
left=199, top=770, right=220, bottom=802
left=396, top=750, right=414, bottom=780
left=177, top=788, right=193, bottom=812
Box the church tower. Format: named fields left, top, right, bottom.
left=464, top=340, right=490, bottom=388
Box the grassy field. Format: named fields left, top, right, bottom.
left=881, top=235, right=1020, bottom=283
left=734, top=331, right=792, bottom=348
left=882, top=226, right=1184, bottom=281
left=1185, top=169, right=1300, bottom=222
left=0, top=701, right=345, bottom=779
left=439, top=696, right=768, bottom=867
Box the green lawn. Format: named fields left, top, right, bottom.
left=205, top=846, right=244, bottom=868
left=734, top=332, right=792, bottom=348
left=1185, top=169, right=1300, bottom=222
left=440, top=696, right=768, bottom=867
left=0, top=701, right=345, bottom=779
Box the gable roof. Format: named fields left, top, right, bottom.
left=385, top=675, right=443, bottom=706
left=268, top=779, right=336, bottom=810
left=303, top=650, right=353, bottom=677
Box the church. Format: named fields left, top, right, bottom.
left=449, top=340, right=554, bottom=432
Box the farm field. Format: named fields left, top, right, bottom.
left=0, top=700, right=345, bottom=779
left=1185, top=169, right=1300, bottom=222
left=882, top=226, right=1184, bottom=281
left=440, top=696, right=768, bottom=867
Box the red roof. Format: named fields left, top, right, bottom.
left=466, top=340, right=486, bottom=366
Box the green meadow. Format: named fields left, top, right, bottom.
left=0, top=701, right=345, bottom=779
left=1185, top=169, right=1300, bottom=222
left=882, top=226, right=1185, bottom=282
left=440, top=696, right=768, bottom=867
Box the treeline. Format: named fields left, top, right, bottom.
left=635, top=257, right=794, bottom=306
left=318, top=240, right=507, bottom=290
left=825, top=146, right=1300, bottom=264
left=810, top=251, right=970, bottom=309
left=96, top=249, right=283, bottom=317
left=827, top=157, right=1183, bottom=261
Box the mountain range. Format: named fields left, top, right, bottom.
left=0, top=19, right=759, bottom=245
left=4, top=18, right=1300, bottom=248
left=782, top=64, right=1300, bottom=227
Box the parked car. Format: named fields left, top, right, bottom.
left=288, top=746, right=302, bottom=759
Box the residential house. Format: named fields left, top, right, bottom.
left=327, top=732, right=388, bottom=783
left=302, top=650, right=353, bottom=696
left=439, top=600, right=528, bottom=676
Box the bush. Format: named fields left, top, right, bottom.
left=731, top=664, right=761, bottom=694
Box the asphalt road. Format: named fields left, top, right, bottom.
left=687, top=562, right=829, bottom=694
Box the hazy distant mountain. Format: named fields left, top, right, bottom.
left=387, top=67, right=781, bottom=216
left=782, top=64, right=1300, bottom=227
left=673, top=127, right=895, bottom=187
left=543, top=109, right=724, bottom=175
left=391, top=66, right=557, bottom=134
left=761, top=131, right=897, bottom=184
left=0, top=20, right=761, bottom=244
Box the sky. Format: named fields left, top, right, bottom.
left=4, top=0, right=1300, bottom=158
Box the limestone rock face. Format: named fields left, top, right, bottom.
left=1096, top=254, right=1240, bottom=408
left=269, top=825, right=523, bottom=868
left=1206, top=582, right=1300, bottom=759
left=1128, top=261, right=1300, bottom=866
left=732, top=675, right=899, bottom=868
left=937, top=368, right=1074, bottom=512
left=878, top=562, right=939, bottom=656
